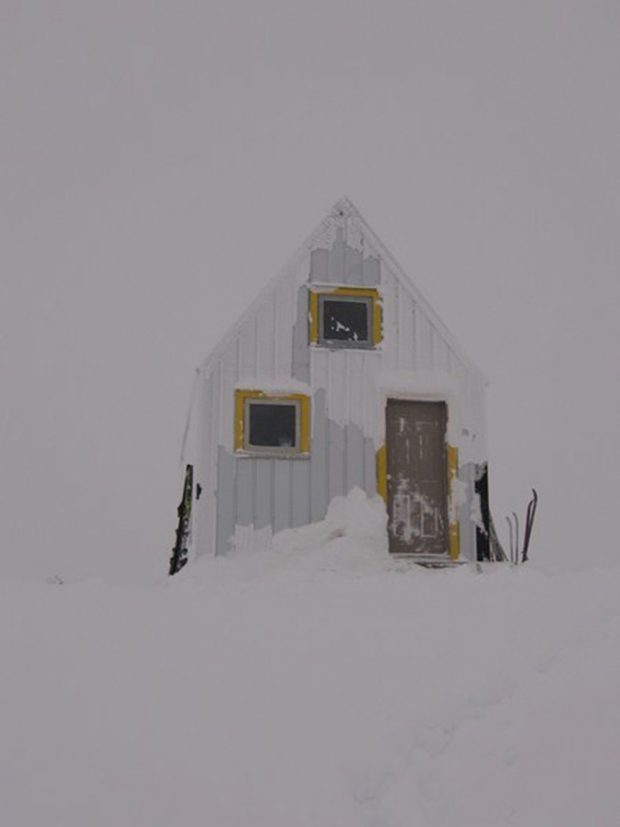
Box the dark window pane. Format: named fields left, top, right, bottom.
left=248, top=403, right=297, bottom=448
left=322, top=299, right=369, bottom=342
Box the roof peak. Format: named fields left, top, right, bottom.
left=197, top=197, right=486, bottom=385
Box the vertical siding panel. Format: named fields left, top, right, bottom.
left=206, top=368, right=219, bottom=489
left=428, top=320, right=436, bottom=370
left=215, top=445, right=235, bottom=556
left=381, top=272, right=398, bottom=373
left=403, top=295, right=415, bottom=370
left=363, top=436, right=376, bottom=497
left=292, top=285, right=310, bottom=384
left=291, top=461, right=311, bottom=528
left=328, top=421, right=345, bottom=500
left=345, top=424, right=364, bottom=492
left=347, top=351, right=364, bottom=430
left=311, top=348, right=328, bottom=400
left=442, top=330, right=452, bottom=373
left=344, top=352, right=364, bottom=491
left=437, top=328, right=446, bottom=372
left=236, top=460, right=253, bottom=527
left=429, top=324, right=437, bottom=371
left=414, top=304, right=424, bottom=372
left=362, top=255, right=381, bottom=286
left=397, top=290, right=415, bottom=371
left=310, top=390, right=329, bottom=522
left=415, top=312, right=425, bottom=370
left=446, top=348, right=455, bottom=378
left=310, top=248, right=328, bottom=283
left=200, top=368, right=219, bottom=556
left=254, top=458, right=273, bottom=530
left=362, top=352, right=380, bottom=444
left=327, top=235, right=345, bottom=283
left=273, top=461, right=292, bottom=533
left=327, top=350, right=347, bottom=425
left=419, top=313, right=434, bottom=371
left=344, top=245, right=362, bottom=284
left=310, top=355, right=330, bottom=522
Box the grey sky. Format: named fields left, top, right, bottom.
left=2, top=1, right=619, bottom=579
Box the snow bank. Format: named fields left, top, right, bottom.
left=229, top=487, right=387, bottom=566
left=0, top=544, right=619, bottom=826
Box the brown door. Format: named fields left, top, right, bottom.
left=386, top=399, right=449, bottom=555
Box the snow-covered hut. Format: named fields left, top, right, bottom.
left=175, top=198, right=495, bottom=569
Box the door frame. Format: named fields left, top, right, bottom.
left=377, top=392, right=460, bottom=560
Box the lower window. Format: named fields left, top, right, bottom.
left=235, top=390, right=310, bottom=456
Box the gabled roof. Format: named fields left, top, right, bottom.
left=199, top=198, right=486, bottom=383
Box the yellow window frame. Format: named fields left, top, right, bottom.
left=234, top=389, right=311, bottom=455
left=309, top=287, right=383, bottom=347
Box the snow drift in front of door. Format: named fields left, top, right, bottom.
left=230, top=487, right=387, bottom=559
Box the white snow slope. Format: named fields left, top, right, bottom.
left=1, top=502, right=618, bottom=826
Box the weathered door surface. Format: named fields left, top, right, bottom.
left=386, top=400, right=449, bottom=555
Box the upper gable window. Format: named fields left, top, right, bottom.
left=309, top=287, right=382, bottom=349
left=321, top=295, right=370, bottom=344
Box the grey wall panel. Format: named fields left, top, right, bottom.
left=273, top=461, right=292, bottom=533
left=345, top=423, right=365, bottom=492
left=363, top=436, right=376, bottom=496
left=344, top=245, right=362, bottom=285
left=309, top=248, right=328, bottom=282
left=328, top=420, right=345, bottom=501
left=310, top=389, right=329, bottom=522
left=291, top=285, right=310, bottom=383
left=396, top=283, right=415, bottom=370
left=361, top=255, right=380, bottom=285
left=327, top=235, right=346, bottom=282
left=458, top=462, right=477, bottom=562
left=309, top=234, right=380, bottom=287
left=254, top=458, right=273, bottom=530
left=215, top=446, right=235, bottom=556
left=291, top=460, right=311, bottom=528
left=236, top=460, right=254, bottom=526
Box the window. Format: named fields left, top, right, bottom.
left=309, top=287, right=382, bottom=348
left=321, top=295, right=370, bottom=343
left=234, top=390, right=310, bottom=456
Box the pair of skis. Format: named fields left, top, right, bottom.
left=506, top=489, right=538, bottom=565
left=169, top=464, right=194, bottom=576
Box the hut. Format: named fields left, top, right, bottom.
left=172, top=198, right=500, bottom=571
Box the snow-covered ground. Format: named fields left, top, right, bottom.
left=1, top=499, right=618, bottom=826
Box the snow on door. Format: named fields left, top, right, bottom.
left=386, top=400, right=449, bottom=555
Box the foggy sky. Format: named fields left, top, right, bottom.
left=2, top=1, right=619, bottom=580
